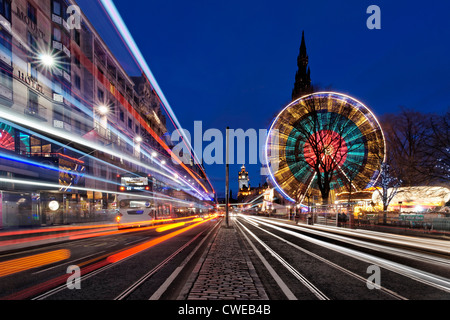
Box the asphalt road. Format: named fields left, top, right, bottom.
left=2, top=214, right=449, bottom=302
left=0, top=216, right=220, bottom=300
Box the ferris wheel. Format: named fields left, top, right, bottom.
left=265, top=92, right=385, bottom=203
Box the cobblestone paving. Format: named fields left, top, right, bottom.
left=185, top=222, right=268, bottom=300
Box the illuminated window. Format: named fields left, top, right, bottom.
left=0, top=122, right=14, bottom=151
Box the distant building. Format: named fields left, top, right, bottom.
left=237, top=165, right=288, bottom=213
left=238, top=165, right=249, bottom=190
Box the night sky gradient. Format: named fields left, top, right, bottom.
left=82, top=0, right=450, bottom=198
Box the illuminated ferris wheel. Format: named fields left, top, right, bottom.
left=265, top=92, right=385, bottom=203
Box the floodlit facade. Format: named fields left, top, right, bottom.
left=0, top=0, right=213, bottom=228
left=371, top=186, right=450, bottom=212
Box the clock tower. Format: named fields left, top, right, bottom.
left=238, top=165, right=249, bottom=190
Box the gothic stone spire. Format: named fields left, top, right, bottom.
left=292, top=31, right=312, bottom=101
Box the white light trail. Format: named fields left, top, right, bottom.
left=98, top=0, right=210, bottom=188
left=0, top=110, right=208, bottom=200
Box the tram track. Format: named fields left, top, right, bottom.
left=28, top=217, right=221, bottom=300
left=115, top=218, right=222, bottom=300
left=236, top=219, right=330, bottom=300
left=235, top=215, right=450, bottom=300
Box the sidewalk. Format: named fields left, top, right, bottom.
left=179, top=218, right=268, bottom=300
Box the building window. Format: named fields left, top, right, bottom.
left=28, top=90, right=39, bottom=114
left=74, top=29, right=80, bottom=46
left=30, top=136, right=51, bottom=156
left=52, top=0, right=61, bottom=16
left=0, top=69, right=12, bottom=92
left=27, top=2, right=37, bottom=25
left=97, top=88, right=104, bottom=101
left=53, top=26, right=61, bottom=42
left=18, top=132, right=30, bottom=155
left=128, top=117, right=132, bottom=129
left=27, top=31, right=37, bottom=55
left=0, top=31, right=12, bottom=65
left=63, top=107, right=71, bottom=124
left=74, top=53, right=80, bottom=68
left=74, top=75, right=80, bottom=89
left=53, top=105, right=63, bottom=121
left=74, top=118, right=81, bottom=133
left=27, top=62, right=38, bottom=80
left=61, top=30, right=70, bottom=49
left=119, top=110, right=124, bottom=122
left=0, top=0, right=11, bottom=21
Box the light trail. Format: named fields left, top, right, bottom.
left=244, top=216, right=450, bottom=293
left=0, top=110, right=207, bottom=200
left=0, top=177, right=205, bottom=208
left=238, top=216, right=407, bottom=300
left=98, top=0, right=214, bottom=196
left=155, top=222, right=186, bottom=233
left=107, top=216, right=215, bottom=263
left=236, top=218, right=329, bottom=300
left=0, top=4, right=214, bottom=201
left=0, top=215, right=209, bottom=252
left=0, top=249, right=71, bottom=278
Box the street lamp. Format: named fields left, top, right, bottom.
left=39, top=53, right=55, bottom=67
left=97, top=105, right=109, bottom=115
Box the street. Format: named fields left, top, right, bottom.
left=234, top=215, right=450, bottom=300
left=0, top=216, right=220, bottom=300
left=1, top=214, right=449, bottom=301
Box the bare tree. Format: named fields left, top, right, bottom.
left=381, top=108, right=433, bottom=186
left=291, top=96, right=365, bottom=205
left=422, top=111, right=450, bottom=182
left=374, top=162, right=402, bottom=211
left=382, top=108, right=449, bottom=185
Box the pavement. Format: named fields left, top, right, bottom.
left=178, top=217, right=269, bottom=300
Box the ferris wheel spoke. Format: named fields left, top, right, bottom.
left=298, top=170, right=317, bottom=205
left=331, top=156, right=358, bottom=191
left=267, top=92, right=385, bottom=203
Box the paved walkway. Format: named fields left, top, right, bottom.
left=179, top=218, right=268, bottom=300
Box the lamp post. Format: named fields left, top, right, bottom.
left=39, top=53, right=55, bottom=68
left=95, top=105, right=109, bottom=136
left=225, top=126, right=229, bottom=227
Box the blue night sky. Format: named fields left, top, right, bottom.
left=82, top=0, right=450, bottom=198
